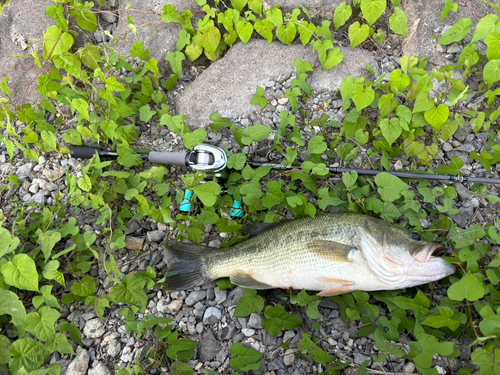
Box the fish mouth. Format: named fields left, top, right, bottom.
left=414, top=244, right=444, bottom=263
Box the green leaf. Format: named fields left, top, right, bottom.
left=45, top=5, right=68, bottom=32
left=379, top=118, right=402, bottom=147
left=421, top=306, right=461, bottom=331
left=334, top=2, right=352, bottom=30
left=348, top=22, right=370, bottom=48
left=241, top=124, right=272, bottom=145
left=70, top=3, right=97, bottom=32
left=9, top=337, right=49, bottom=373
left=479, top=305, right=500, bottom=336
left=484, top=59, right=500, bottom=85
left=46, top=332, right=75, bottom=355
left=231, top=0, right=248, bottom=12
left=262, top=180, right=285, bottom=209
left=39, top=231, right=62, bottom=261
left=439, top=18, right=472, bottom=45
left=1, top=254, right=39, bottom=292
left=250, top=86, right=268, bottom=110
left=230, top=343, right=262, bottom=371
left=57, top=321, right=82, bottom=346
left=43, top=25, right=74, bottom=59
left=130, top=41, right=150, bottom=60
left=307, top=136, right=327, bottom=155
left=0, top=289, right=26, bottom=336
left=77, top=43, right=101, bottom=70
left=139, top=105, right=156, bottom=122
left=276, top=23, right=297, bottom=45
left=71, top=275, right=96, bottom=297
left=375, top=173, right=410, bottom=202
left=262, top=304, right=303, bottom=336
left=389, top=69, right=410, bottom=92
left=184, top=128, right=208, bottom=150
left=161, top=4, right=182, bottom=23
left=24, top=306, right=60, bottom=342
left=227, top=153, right=247, bottom=170
left=447, top=272, right=485, bottom=302
left=109, top=273, right=148, bottom=311
left=486, top=32, right=500, bottom=60
left=322, top=48, right=343, bottom=70
left=236, top=21, right=254, bottom=45
left=165, top=51, right=185, bottom=76
left=441, top=0, right=458, bottom=21
left=199, top=26, right=221, bottom=55
left=298, top=333, right=335, bottom=363
left=254, top=19, right=275, bottom=43
left=424, top=104, right=449, bottom=130
left=0, top=226, right=20, bottom=257
left=360, top=0, right=386, bottom=25
left=33, top=285, right=61, bottom=310
left=265, top=7, right=283, bottom=26
left=413, top=92, right=434, bottom=113
left=389, top=7, right=407, bottom=37
left=351, top=86, right=375, bottom=111
left=471, top=13, right=500, bottom=43
left=233, top=289, right=265, bottom=317
left=298, top=21, right=316, bottom=45
left=193, top=181, right=221, bottom=207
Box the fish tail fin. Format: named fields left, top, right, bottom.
left=162, top=242, right=211, bottom=291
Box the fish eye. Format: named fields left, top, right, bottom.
left=409, top=233, right=421, bottom=241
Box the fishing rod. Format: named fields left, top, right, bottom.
left=246, top=161, right=500, bottom=185
left=70, top=145, right=500, bottom=185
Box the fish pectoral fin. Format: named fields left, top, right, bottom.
left=316, top=277, right=355, bottom=297
left=306, top=240, right=356, bottom=262
left=230, top=269, right=273, bottom=289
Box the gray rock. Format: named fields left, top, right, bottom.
left=199, top=330, right=222, bottom=362
left=203, top=307, right=222, bottom=325
left=16, top=163, right=34, bottom=179
left=66, top=348, right=90, bottom=375
left=185, top=290, right=206, bottom=306
left=32, top=190, right=46, bottom=204
left=0, top=0, right=53, bottom=105
left=247, top=313, right=263, bottom=329
left=241, top=328, right=255, bottom=337
left=447, top=42, right=461, bottom=54
left=88, top=362, right=111, bottom=375
left=353, top=352, right=371, bottom=366
left=283, top=349, right=295, bottom=366
left=264, top=1, right=342, bottom=21
left=120, top=346, right=133, bottom=363
left=176, top=40, right=376, bottom=127
left=100, top=11, right=117, bottom=24
left=147, top=230, right=165, bottom=242
left=107, top=339, right=121, bottom=358
left=402, top=0, right=489, bottom=69
left=214, top=288, right=227, bottom=304
left=224, top=286, right=245, bottom=307
left=83, top=318, right=105, bottom=339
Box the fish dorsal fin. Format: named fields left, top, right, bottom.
left=230, top=269, right=273, bottom=289
left=242, top=222, right=280, bottom=237
left=306, top=240, right=356, bottom=262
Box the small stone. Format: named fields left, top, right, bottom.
left=214, top=288, right=227, bottom=304
left=247, top=313, right=263, bottom=329
left=157, top=298, right=170, bottom=314
left=393, top=160, right=403, bottom=170
left=100, top=11, right=117, bottom=23
left=167, top=299, right=183, bottom=314
left=283, top=330, right=295, bottom=344
left=203, top=307, right=222, bottom=325
left=241, top=328, right=255, bottom=337
left=107, top=340, right=121, bottom=358
left=17, top=163, right=34, bottom=179
left=402, top=362, right=416, bottom=374
left=83, top=318, right=105, bottom=339
left=283, top=349, right=295, bottom=366
left=443, top=142, right=453, bottom=152
left=353, top=352, right=371, bottom=365
left=147, top=230, right=165, bottom=242
left=66, top=348, right=90, bottom=375
left=185, top=290, right=206, bottom=306
left=126, top=237, right=145, bottom=250
left=88, top=362, right=111, bottom=375
left=120, top=347, right=133, bottom=362
left=447, top=42, right=461, bottom=54
left=199, top=330, right=222, bottom=362
left=278, top=97, right=289, bottom=105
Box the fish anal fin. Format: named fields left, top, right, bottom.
left=306, top=240, right=356, bottom=262
left=230, top=269, right=273, bottom=289
left=316, top=277, right=355, bottom=297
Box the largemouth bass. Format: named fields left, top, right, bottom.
left=162, top=213, right=455, bottom=296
